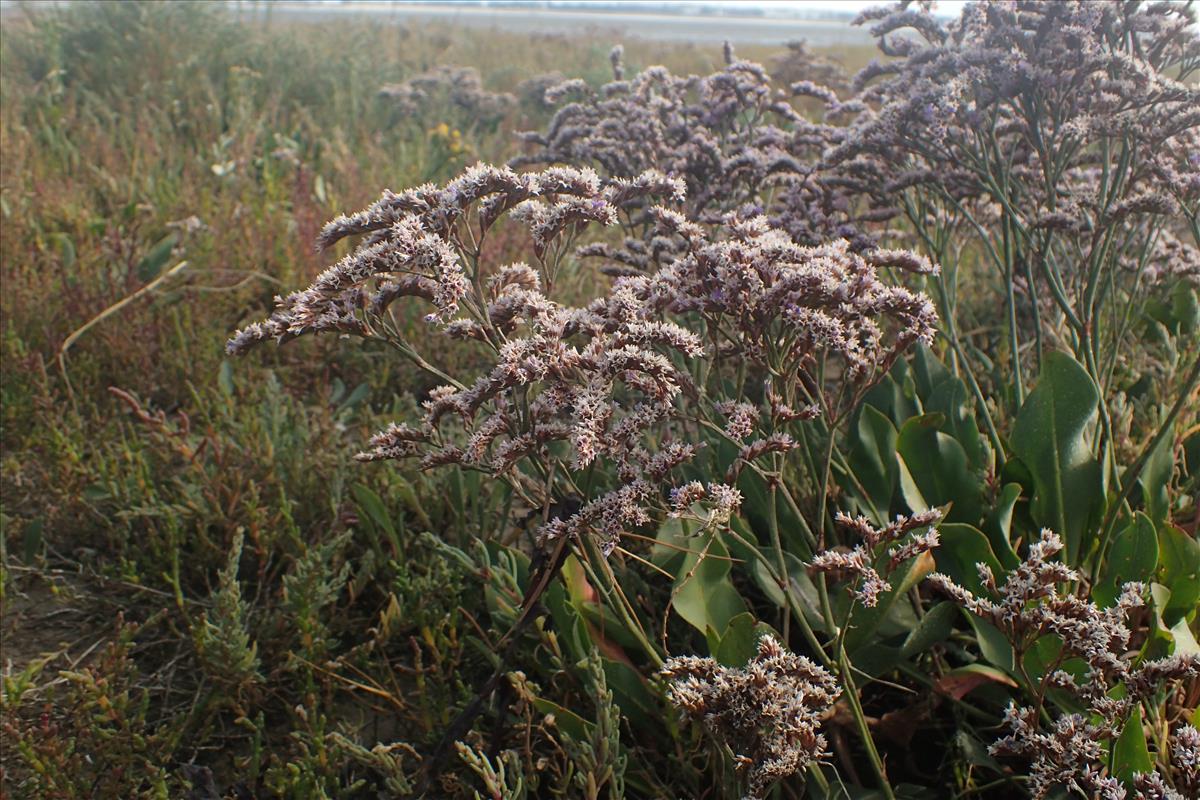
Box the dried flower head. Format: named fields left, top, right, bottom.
left=929, top=527, right=1200, bottom=798
left=662, top=634, right=840, bottom=799
left=810, top=510, right=941, bottom=606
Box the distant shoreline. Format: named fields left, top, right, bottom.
left=229, top=1, right=877, bottom=45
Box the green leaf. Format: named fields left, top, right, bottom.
left=1157, top=524, right=1200, bottom=625
left=1139, top=435, right=1173, bottom=528
left=651, top=516, right=691, bottom=573
left=1112, top=707, right=1153, bottom=786
left=545, top=583, right=592, bottom=661
left=847, top=405, right=900, bottom=523
left=352, top=484, right=395, bottom=540
left=1171, top=280, right=1199, bottom=335
left=1010, top=352, right=1103, bottom=564
left=933, top=524, right=1004, bottom=597
left=955, top=731, right=1004, bottom=774
left=218, top=360, right=235, bottom=397
left=1168, top=616, right=1200, bottom=656
left=900, top=601, right=958, bottom=660
left=50, top=232, right=75, bottom=270
left=712, top=612, right=761, bottom=667
left=136, top=233, right=178, bottom=282
left=393, top=476, right=432, bottom=530
left=982, top=483, right=1022, bottom=570
left=600, top=658, right=657, bottom=730
left=1095, top=513, right=1159, bottom=608
left=531, top=697, right=592, bottom=742
left=966, top=612, right=1015, bottom=672
left=897, top=415, right=984, bottom=523
left=912, top=343, right=951, bottom=398
left=337, top=382, right=370, bottom=414
left=21, top=517, right=44, bottom=564
left=671, top=534, right=746, bottom=636
left=741, top=540, right=827, bottom=634
left=926, top=377, right=987, bottom=472
left=863, top=360, right=920, bottom=428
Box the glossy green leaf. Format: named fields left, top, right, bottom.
left=847, top=405, right=900, bottom=523
left=845, top=551, right=935, bottom=654
left=741, top=541, right=828, bottom=634
left=671, top=534, right=746, bottom=636
left=1112, top=706, right=1153, bottom=786
left=217, top=359, right=235, bottom=397
left=601, top=658, right=657, bottom=730
left=982, top=483, right=1022, bottom=570
left=21, top=517, right=44, bottom=564
left=1169, top=616, right=1200, bottom=656
left=531, top=697, right=592, bottom=742
left=912, top=343, right=951, bottom=398
left=1095, top=513, right=1158, bottom=608
left=1172, top=280, right=1199, bottom=335
left=967, top=612, right=1015, bottom=672
left=897, top=415, right=984, bottom=523
left=900, top=601, right=958, bottom=660
left=1157, top=524, right=1200, bottom=625
left=863, top=360, right=920, bottom=428
left=50, top=232, right=75, bottom=270
left=545, top=582, right=593, bottom=661
left=926, top=376, right=987, bottom=472
left=1139, top=435, right=1173, bottom=527
left=1010, top=352, right=1103, bottom=564
left=711, top=612, right=761, bottom=667
left=897, top=455, right=928, bottom=516
left=934, top=524, right=1004, bottom=597
left=352, top=483, right=395, bottom=539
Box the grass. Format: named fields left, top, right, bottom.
left=0, top=3, right=882, bottom=796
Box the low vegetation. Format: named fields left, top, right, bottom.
left=1, top=2, right=1197, bottom=799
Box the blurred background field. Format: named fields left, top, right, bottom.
left=0, top=3, right=875, bottom=796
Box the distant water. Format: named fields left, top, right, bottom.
left=236, top=2, right=876, bottom=46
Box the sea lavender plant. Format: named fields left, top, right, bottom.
left=929, top=528, right=1200, bottom=799
left=228, top=159, right=940, bottom=794
left=810, top=509, right=941, bottom=607
left=829, top=0, right=1200, bottom=431
left=381, top=65, right=516, bottom=127
left=513, top=43, right=892, bottom=269
left=229, top=163, right=936, bottom=564
left=661, top=634, right=840, bottom=800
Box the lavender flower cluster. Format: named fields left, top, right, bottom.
left=831, top=0, right=1200, bottom=282
left=230, top=161, right=937, bottom=559
left=514, top=43, right=894, bottom=262
left=661, top=634, right=840, bottom=800
left=929, top=529, right=1200, bottom=799
left=810, top=509, right=941, bottom=607
left=380, top=66, right=516, bottom=125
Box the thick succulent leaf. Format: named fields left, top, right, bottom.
left=897, top=414, right=984, bottom=523
left=1010, top=351, right=1104, bottom=564
left=1156, top=523, right=1200, bottom=626
left=847, top=405, right=900, bottom=523
left=670, top=533, right=747, bottom=637
left=1112, top=706, right=1153, bottom=787
left=933, top=523, right=1004, bottom=596
left=1095, top=513, right=1158, bottom=608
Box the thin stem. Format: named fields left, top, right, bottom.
left=838, top=645, right=895, bottom=800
